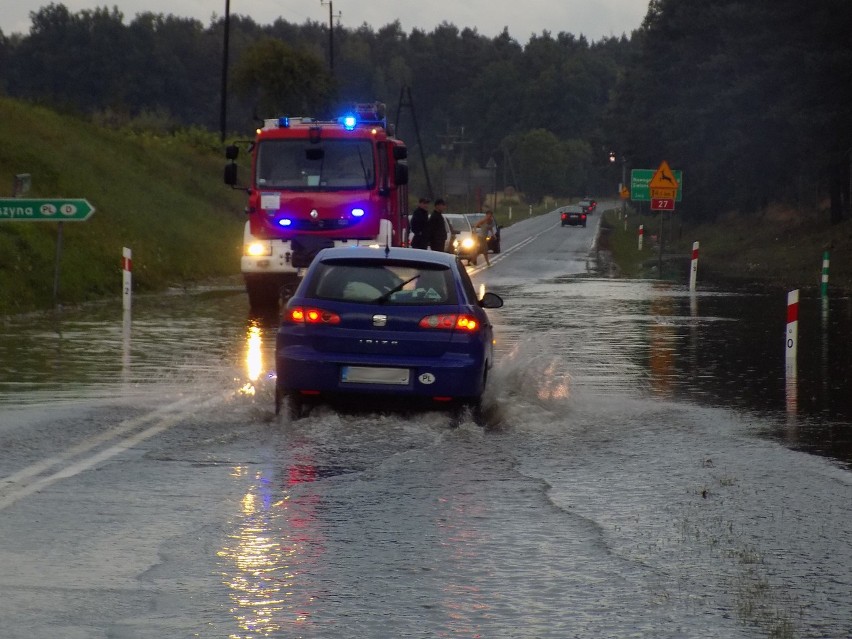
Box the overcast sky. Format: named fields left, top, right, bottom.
left=2, top=0, right=649, bottom=43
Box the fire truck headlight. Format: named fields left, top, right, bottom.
left=351, top=208, right=365, bottom=217
left=245, top=241, right=273, bottom=257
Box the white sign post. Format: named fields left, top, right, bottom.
left=689, top=241, right=699, bottom=291
left=785, top=289, right=799, bottom=360
left=122, top=247, right=132, bottom=311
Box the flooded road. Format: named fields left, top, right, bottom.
left=1, top=208, right=850, bottom=638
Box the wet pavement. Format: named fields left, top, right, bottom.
left=0, top=209, right=850, bottom=638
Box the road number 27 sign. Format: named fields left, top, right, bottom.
left=651, top=198, right=675, bottom=210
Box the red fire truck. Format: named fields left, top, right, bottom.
left=224, top=102, right=409, bottom=309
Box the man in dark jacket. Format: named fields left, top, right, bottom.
left=428, top=199, right=449, bottom=252
left=409, top=197, right=430, bottom=249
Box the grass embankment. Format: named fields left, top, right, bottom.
left=600, top=203, right=852, bottom=293
left=0, top=98, right=246, bottom=315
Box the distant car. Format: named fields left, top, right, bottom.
left=444, top=213, right=480, bottom=265
left=561, top=206, right=587, bottom=227
left=579, top=198, right=596, bottom=214
left=275, top=246, right=504, bottom=421
left=465, top=213, right=502, bottom=254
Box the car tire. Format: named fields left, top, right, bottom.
left=286, top=395, right=305, bottom=420
left=448, top=398, right=485, bottom=428
left=274, top=383, right=283, bottom=415
left=469, top=399, right=486, bottom=427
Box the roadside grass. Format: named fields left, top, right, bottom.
left=0, top=98, right=246, bottom=315
left=597, top=206, right=649, bottom=277
left=601, top=204, right=852, bottom=293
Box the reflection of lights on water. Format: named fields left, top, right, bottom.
left=649, top=295, right=676, bottom=397
left=219, top=464, right=323, bottom=638
left=238, top=324, right=263, bottom=396
left=217, top=474, right=286, bottom=637
left=246, top=324, right=262, bottom=382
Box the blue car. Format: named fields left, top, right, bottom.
left=275, top=246, right=504, bottom=420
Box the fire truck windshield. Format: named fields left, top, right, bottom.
left=256, top=139, right=375, bottom=191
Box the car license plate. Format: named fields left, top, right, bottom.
left=340, top=366, right=410, bottom=385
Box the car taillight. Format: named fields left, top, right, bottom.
left=419, top=314, right=479, bottom=331
left=582, top=214, right=587, bottom=220
left=287, top=306, right=341, bottom=324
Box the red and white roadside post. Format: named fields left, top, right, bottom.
left=638, top=224, right=644, bottom=250
left=785, top=289, right=799, bottom=361
left=689, top=241, right=699, bottom=291
left=122, top=247, right=132, bottom=311
left=785, top=289, right=799, bottom=415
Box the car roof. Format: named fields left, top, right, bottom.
left=564, top=205, right=585, bottom=211
left=444, top=213, right=472, bottom=228
left=313, top=246, right=458, bottom=267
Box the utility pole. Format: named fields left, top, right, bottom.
left=395, top=86, right=434, bottom=199
left=320, top=0, right=341, bottom=75
left=219, top=0, right=230, bottom=142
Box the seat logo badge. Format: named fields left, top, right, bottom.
left=419, top=373, right=436, bottom=385
left=310, top=209, right=319, bottom=218
left=372, top=314, right=388, bottom=327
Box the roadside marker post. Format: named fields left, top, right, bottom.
left=638, top=225, right=644, bottom=250
left=122, top=247, right=132, bottom=311
left=785, top=289, right=799, bottom=414
left=689, top=241, right=699, bottom=292
left=821, top=251, right=829, bottom=297
left=786, top=289, right=799, bottom=360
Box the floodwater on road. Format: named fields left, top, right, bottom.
left=1, top=239, right=851, bottom=637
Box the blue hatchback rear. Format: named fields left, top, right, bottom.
left=275, top=247, right=503, bottom=418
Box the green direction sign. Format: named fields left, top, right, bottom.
left=630, top=170, right=683, bottom=202
left=0, top=198, right=95, bottom=222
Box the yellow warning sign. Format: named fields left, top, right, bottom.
left=649, top=161, right=679, bottom=190
left=650, top=187, right=677, bottom=199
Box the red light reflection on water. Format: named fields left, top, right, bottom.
left=218, top=455, right=325, bottom=637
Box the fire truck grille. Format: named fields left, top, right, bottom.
left=288, top=218, right=356, bottom=231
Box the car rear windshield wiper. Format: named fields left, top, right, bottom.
left=374, top=275, right=420, bottom=303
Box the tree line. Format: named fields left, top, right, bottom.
left=1, top=1, right=849, bottom=222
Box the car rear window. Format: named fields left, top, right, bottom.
left=307, top=260, right=458, bottom=305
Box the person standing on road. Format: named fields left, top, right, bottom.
left=409, top=197, right=430, bottom=249
left=428, top=198, right=449, bottom=252
left=473, top=209, right=495, bottom=266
